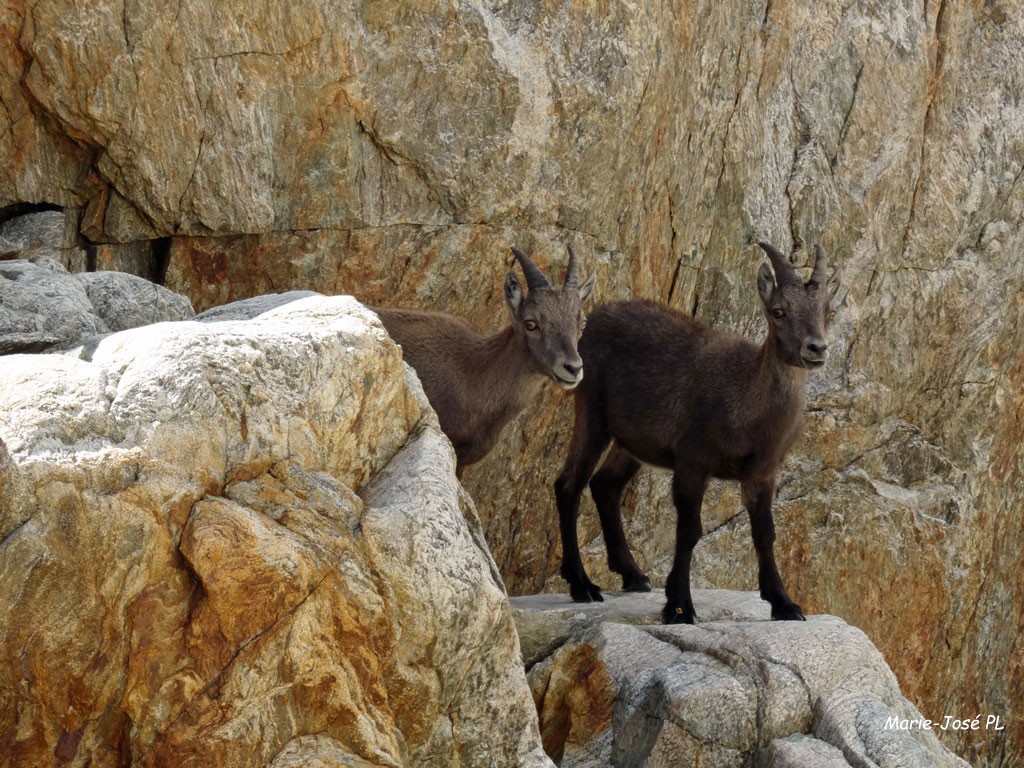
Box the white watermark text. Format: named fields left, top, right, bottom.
left=884, top=714, right=1006, bottom=732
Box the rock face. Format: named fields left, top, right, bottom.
left=0, top=252, right=194, bottom=354
left=0, top=209, right=85, bottom=270
left=194, top=290, right=321, bottom=323
left=3, top=1, right=1022, bottom=765
left=0, top=298, right=552, bottom=768
left=516, top=591, right=971, bottom=768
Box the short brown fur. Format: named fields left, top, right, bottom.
left=554, top=242, right=841, bottom=623
left=376, top=247, right=595, bottom=477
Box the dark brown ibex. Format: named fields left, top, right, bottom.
left=554, top=242, right=841, bottom=624
left=376, top=246, right=595, bottom=478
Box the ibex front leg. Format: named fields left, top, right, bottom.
left=742, top=478, right=805, bottom=621
left=662, top=470, right=707, bottom=624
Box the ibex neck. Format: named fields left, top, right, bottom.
left=478, top=325, right=545, bottom=405
left=755, top=333, right=809, bottom=407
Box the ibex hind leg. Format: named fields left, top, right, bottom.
left=555, top=471, right=606, bottom=602
left=555, top=392, right=611, bottom=603
left=590, top=445, right=651, bottom=593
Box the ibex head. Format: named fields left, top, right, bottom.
left=757, top=242, right=842, bottom=369
left=506, top=246, right=596, bottom=389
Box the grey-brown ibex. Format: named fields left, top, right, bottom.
left=375, top=246, right=595, bottom=478
left=554, top=241, right=841, bottom=624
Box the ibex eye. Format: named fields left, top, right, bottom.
left=772, top=308, right=786, bottom=319
left=524, top=320, right=539, bottom=331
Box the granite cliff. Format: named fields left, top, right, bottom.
left=0, top=280, right=971, bottom=768
left=3, top=1, right=1022, bottom=765
left=0, top=296, right=553, bottom=767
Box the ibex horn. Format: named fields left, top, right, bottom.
left=809, top=244, right=829, bottom=287
left=511, top=247, right=551, bottom=292
left=564, top=245, right=579, bottom=289
left=758, top=241, right=801, bottom=286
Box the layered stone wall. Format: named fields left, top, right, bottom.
left=3, top=2, right=1022, bottom=764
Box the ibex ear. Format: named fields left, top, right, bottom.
left=577, top=272, right=596, bottom=303
left=504, top=271, right=523, bottom=316
left=757, top=263, right=776, bottom=304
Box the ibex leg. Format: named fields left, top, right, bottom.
left=741, top=478, right=805, bottom=621
left=663, top=469, right=707, bottom=624
left=554, top=394, right=609, bottom=602
left=590, top=444, right=649, bottom=592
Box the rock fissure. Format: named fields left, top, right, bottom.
left=899, top=0, right=950, bottom=265
left=703, top=508, right=746, bottom=537
left=832, top=61, right=864, bottom=170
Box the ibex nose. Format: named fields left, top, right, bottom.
left=801, top=339, right=828, bottom=368
left=554, top=358, right=584, bottom=389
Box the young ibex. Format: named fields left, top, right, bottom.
left=375, top=246, right=595, bottom=478
left=554, top=242, right=840, bottom=624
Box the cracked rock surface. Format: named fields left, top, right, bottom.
left=3, top=2, right=1023, bottom=765
left=516, top=591, right=970, bottom=768
left=0, top=298, right=552, bottom=767
left=0, top=214, right=195, bottom=354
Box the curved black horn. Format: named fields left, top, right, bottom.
left=564, top=245, right=579, bottom=289
left=809, top=244, right=829, bottom=286
left=511, top=247, right=551, bottom=292
left=758, top=241, right=800, bottom=286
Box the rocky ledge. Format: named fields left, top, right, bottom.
left=513, top=591, right=971, bottom=768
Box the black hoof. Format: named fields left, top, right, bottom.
left=662, top=603, right=695, bottom=625
left=570, top=583, right=605, bottom=603
left=621, top=573, right=652, bottom=593
left=771, top=601, right=806, bottom=621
